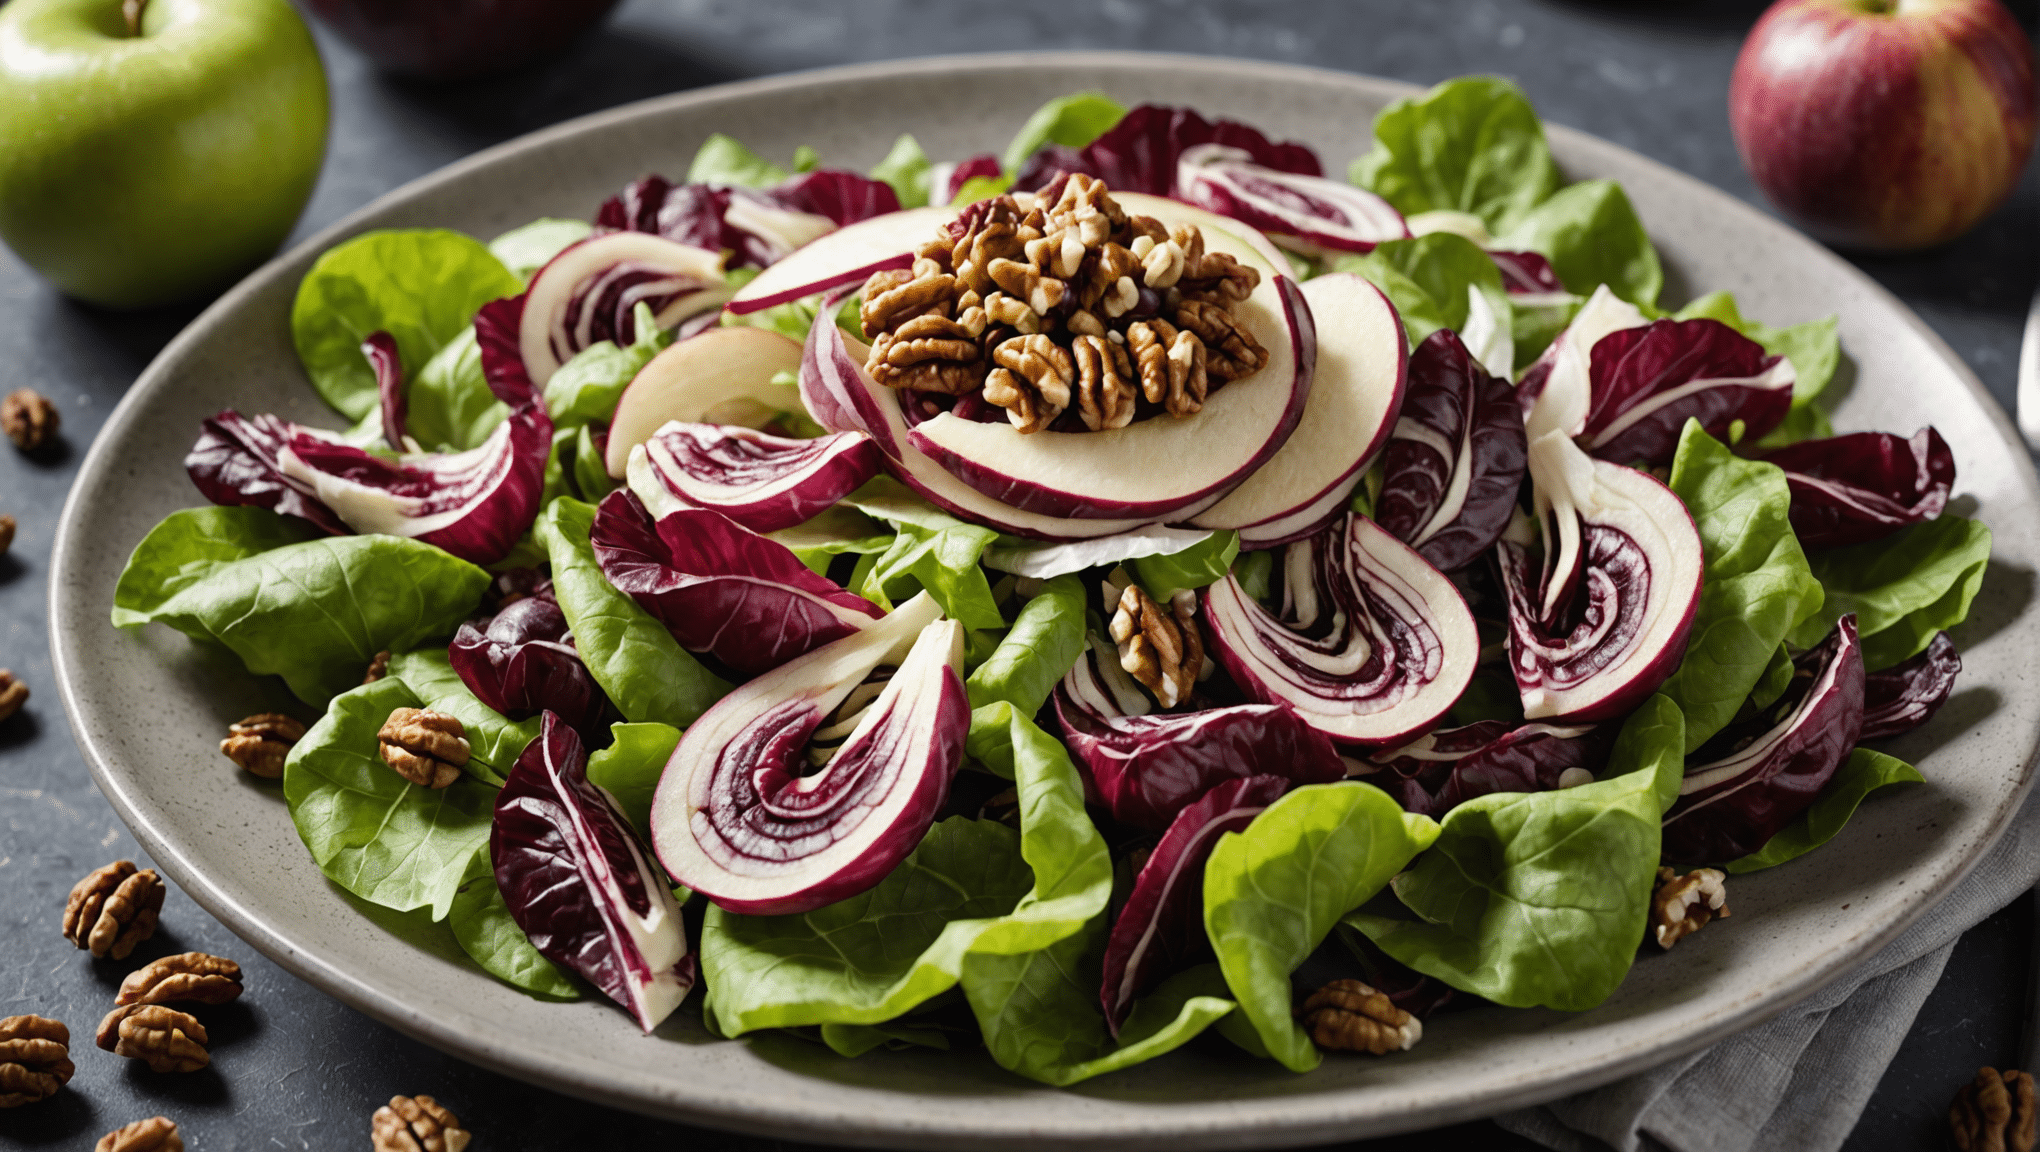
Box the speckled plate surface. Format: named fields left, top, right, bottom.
left=48, top=53, right=2040, bottom=1149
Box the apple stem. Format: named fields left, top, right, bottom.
left=122, top=0, right=147, bottom=36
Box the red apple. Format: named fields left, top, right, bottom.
left=1729, top=0, right=2036, bottom=251
left=301, top=0, right=621, bottom=82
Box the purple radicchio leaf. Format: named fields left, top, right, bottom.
left=1174, top=143, right=1407, bottom=257
left=492, top=712, right=695, bottom=1032
left=363, top=330, right=407, bottom=452
left=1763, top=427, right=1955, bottom=549
left=931, top=153, right=1002, bottom=204
left=1099, top=773, right=1292, bottom=1035
left=448, top=585, right=611, bottom=742
left=1860, top=630, right=1960, bottom=742
left=1013, top=103, right=1322, bottom=196
left=1367, top=719, right=1614, bottom=818
left=1052, top=636, right=1345, bottom=831
left=588, top=488, right=881, bottom=678
left=1489, top=250, right=1566, bottom=296
left=629, top=421, right=883, bottom=534
left=594, top=169, right=898, bottom=270
left=1576, top=317, right=1795, bottom=467
left=1338, top=928, right=1457, bottom=1020
left=767, top=169, right=903, bottom=226
left=519, top=233, right=730, bottom=386
left=184, top=411, right=351, bottom=536
left=1375, top=329, right=1528, bottom=573
left=1661, top=615, right=1866, bottom=864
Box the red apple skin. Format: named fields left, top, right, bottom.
left=301, top=0, right=621, bottom=82
left=1729, top=0, right=2036, bottom=251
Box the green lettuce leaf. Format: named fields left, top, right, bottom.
left=819, top=1020, right=952, bottom=1058
left=872, top=134, right=935, bottom=209
left=112, top=507, right=323, bottom=625
left=1348, top=76, right=1562, bottom=235
left=1001, top=92, right=1127, bottom=174
left=687, top=133, right=787, bottom=187
left=1202, top=782, right=1440, bottom=1072
left=1726, top=748, right=1924, bottom=873
left=1672, top=290, right=1840, bottom=406
left=953, top=174, right=1015, bottom=205
left=543, top=302, right=671, bottom=430
left=1659, top=422, right=1824, bottom=752
left=283, top=678, right=498, bottom=920
left=966, top=574, right=1086, bottom=716
left=1347, top=694, right=1685, bottom=1011
left=1131, top=531, right=1242, bottom=601
left=537, top=497, right=731, bottom=726
left=1752, top=643, right=1795, bottom=711
left=767, top=505, right=895, bottom=576
left=571, top=423, right=618, bottom=503
left=488, top=217, right=593, bottom=284
left=447, top=844, right=580, bottom=999
left=792, top=144, right=820, bottom=173
left=843, top=481, right=1005, bottom=630
left=384, top=648, right=540, bottom=783
left=1788, top=516, right=1992, bottom=670
left=1498, top=179, right=1661, bottom=308
left=114, top=531, right=490, bottom=707
left=1333, top=232, right=1511, bottom=348
left=291, top=229, right=524, bottom=421
left=585, top=722, right=683, bottom=841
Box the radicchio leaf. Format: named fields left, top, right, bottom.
left=364, top=330, right=407, bottom=452
left=1661, top=615, right=1866, bottom=863
left=1337, top=928, right=1457, bottom=1019
left=1175, top=143, right=1407, bottom=257
left=589, top=488, right=881, bottom=678
left=185, top=412, right=350, bottom=536
left=1375, top=329, right=1527, bottom=572
left=768, top=169, right=905, bottom=226
left=493, top=712, right=694, bottom=1032
left=595, top=169, right=900, bottom=269
left=1368, top=720, right=1613, bottom=818
left=626, top=421, right=883, bottom=533
left=1201, top=513, right=1480, bottom=747
left=932, top=154, right=1002, bottom=203
left=1860, top=630, right=1960, bottom=741
left=1576, top=318, right=1795, bottom=467
left=1490, top=250, right=1566, bottom=297
left=1052, top=639, right=1345, bottom=831
left=519, top=233, right=731, bottom=386
left=1012, top=103, right=1322, bottom=196
left=448, top=585, right=610, bottom=742
left=1099, top=774, right=1291, bottom=1034
left=1765, top=427, right=1955, bottom=549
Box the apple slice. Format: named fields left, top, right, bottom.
left=725, top=205, right=959, bottom=315
left=1187, top=272, right=1406, bottom=545
left=521, top=232, right=732, bottom=387
left=604, top=327, right=805, bottom=477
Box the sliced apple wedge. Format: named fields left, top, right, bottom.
left=1187, top=272, right=1406, bottom=546
left=726, top=205, right=959, bottom=315
left=604, top=327, right=806, bottom=478
left=520, top=232, right=732, bottom=387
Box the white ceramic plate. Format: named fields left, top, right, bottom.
left=50, top=53, right=2040, bottom=1149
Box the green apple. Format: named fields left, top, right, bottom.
left=0, top=0, right=329, bottom=308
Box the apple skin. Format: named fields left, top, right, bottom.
left=1729, top=0, right=2036, bottom=251
left=0, top=0, right=329, bottom=308
left=301, top=0, right=621, bottom=82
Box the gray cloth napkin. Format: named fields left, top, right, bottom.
left=1496, top=783, right=2040, bottom=1152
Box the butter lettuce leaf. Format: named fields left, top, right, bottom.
left=1349, top=76, right=1561, bottom=235
left=1726, top=748, right=1924, bottom=874
left=1498, top=179, right=1661, bottom=309
left=1788, top=516, right=1992, bottom=670
left=966, top=574, right=1086, bottom=716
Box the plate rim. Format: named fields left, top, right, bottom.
left=47, top=49, right=2040, bottom=1148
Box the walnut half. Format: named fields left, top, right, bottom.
left=96, top=1116, right=184, bottom=1152
left=1109, top=584, right=1204, bottom=709
left=373, top=1094, right=473, bottom=1152
left=1301, top=979, right=1422, bottom=1055
left=220, top=712, right=306, bottom=779
left=63, top=861, right=165, bottom=960
left=0, top=668, right=25, bottom=725
left=378, top=708, right=471, bottom=789
left=1951, top=1066, right=2037, bottom=1152
left=96, top=1005, right=209, bottom=1074
left=0, top=1015, right=74, bottom=1108
left=117, top=952, right=244, bottom=1008
left=1651, top=866, right=1729, bottom=949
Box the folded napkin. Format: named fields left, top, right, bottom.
left=1497, top=782, right=2040, bottom=1152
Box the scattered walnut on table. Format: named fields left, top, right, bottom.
left=0, top=1015, right=74, bottom=1108
left=1951, top=1065, right=2037, bottom=1152
left=1300, top=979, right=1422, bottom=1055
left=116, top=952, right=245, bottom=1008
left=219, top=712, right=306, bottom=779
left=378, top=707, right=471, bottom=789
left=1, top=388, right=58, bottom=452
left=1650, top=865, right=1730, bottom=949
left=0, top=512, right=14, bottom=556
left=0, top=668, right=25, bottom=724
left=96, top=1005, right=209, bottom=1074
left=372, top=1094, right=473, bottom=1152
left=62, top=860, right=165, bottom=960
left=95, top=1116, right=184, bottom=1152
left=1109, top=584, right=1204, bottom=710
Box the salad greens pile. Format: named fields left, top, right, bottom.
left=109, top=75, right=1989, bottom=1086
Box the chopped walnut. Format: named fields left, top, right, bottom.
left=378, top=708, right=470, bottom=789
left=364, top=649, right=392, bottom=684
left=97, top=1005, right=208, bottom=1074
left=0, top=668, right=25, bottom=724
left=1952, top=1066, right=2037, bottom=1152
left=220, top=712, right=305, bottom=779
left=63, top=861, right=165, bottom=960
left=1651, top=866, right=1730, bottom=949
left=2, top=388, right=58, bottom=452
left=1109, top=584, right=1203, bottom=709
left=0, top=1015, right=74, bottom=1108
left=95, top=1117, right=185, bottom=1152
left=1301, top=979, right=1422, bottom=1055
left=1173, top=223, right=1261, bottom=306
left=116, top=952, right=244, bottom=1008
left=0, top=513, right=14, bottom=556
left=1070, top=334, right=1135, bottom=431
left=372, top=1094, right=473, bottom=1152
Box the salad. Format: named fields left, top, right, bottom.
left=108, top=76, right=1991, bottom=1085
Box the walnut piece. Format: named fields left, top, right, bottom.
left=1651, top=865, right=1730, bottom=949
left=1127, top=318, right=1209, bottom=418
left=0, top=1015, right=74, bottom=1108
left=1301, top=979, right=1422, bottom=1055
left=868, top=312, right=984, bottom=395
left=373, top=1094, right=473, bottom=1152
left=985, top=334, right=1074, bottom=433
left=378, top=708, right=471, bottom=789
left=1174, top=299, right=1269, bottom=382
left=364, top=649, right=392, bottom=684
left=220, top=712, right=306, bottom=779
left=96, top=1116, right=185, bottom=1152
left=116, top=952, right=244, bottom=1008
left=1109, top=584, right=1203, bottom=709
left=2, top=388, right=58, bottom=451
left=63, top=861, right=165, bottom=960
left=1952, top=1066, right=2037, bottom=1152
left=0, top=668, right=25, bottom=724
left=0, top=512, right=14, bottom=556
left=1070, top=333, right=1135, bottom=431
left=97, top=1005, right=209, bottom=1074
